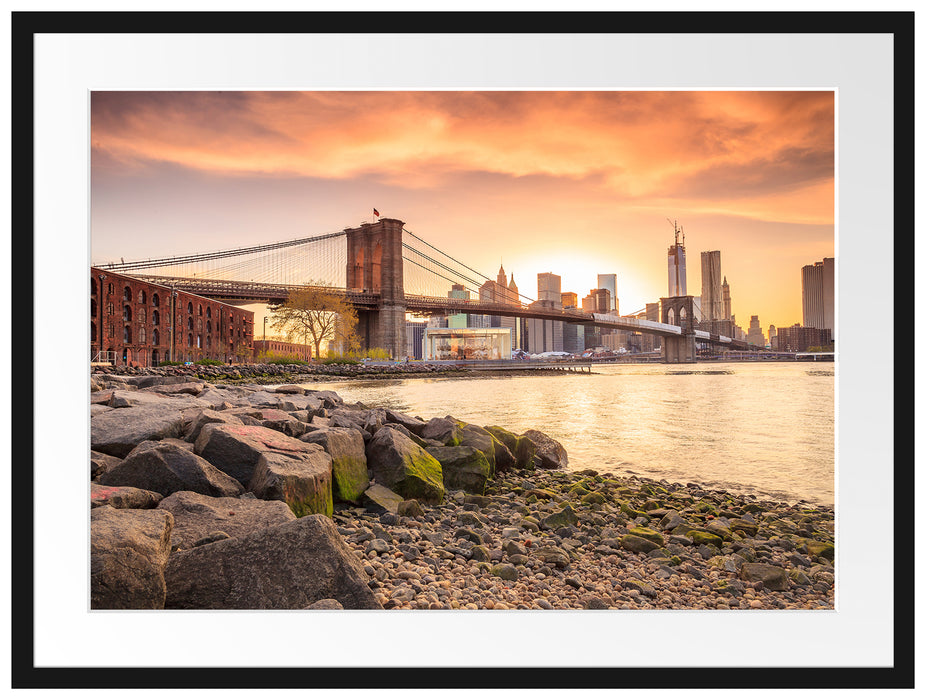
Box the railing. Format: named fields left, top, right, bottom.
left=91, top=351, right=117, bottom=365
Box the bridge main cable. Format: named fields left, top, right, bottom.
left=94, top=230, right=347, bottom=272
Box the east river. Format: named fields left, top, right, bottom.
left=301, top=361, right=835, bottom=507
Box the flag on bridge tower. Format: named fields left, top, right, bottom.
left=373, top=208, right=380, bottom=217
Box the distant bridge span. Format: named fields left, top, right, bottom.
left=131, top=273, right=756, bottom=351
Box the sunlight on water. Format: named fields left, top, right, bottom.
left=300, top=362, right=835, bottom=506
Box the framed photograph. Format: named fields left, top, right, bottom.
left=12, top=8, right=911, bottom=691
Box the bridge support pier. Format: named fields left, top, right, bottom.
left=345, top=218, right=406, bottom=359
left=660, top=295, right=697, bottom=364
left=662, top=334, right=697, bottom=363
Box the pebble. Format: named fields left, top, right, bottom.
left=338, top=465, right=835, bottom=611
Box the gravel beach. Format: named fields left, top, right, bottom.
left=89, top=368, right=835, bottom=611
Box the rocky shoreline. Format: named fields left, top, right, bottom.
left=91, top=361, right=590, bottom=386
left=89, top=373, right=835, bottom=610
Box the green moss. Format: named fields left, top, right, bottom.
left=628, top=527, right=664, bottom=546
left=687, top=529, right=724, bottom=548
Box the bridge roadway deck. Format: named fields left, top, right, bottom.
left=133, top=274, right=756, bottom=350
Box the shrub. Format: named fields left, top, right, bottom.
left=194, top=358, right=224, bottom=365
left=158, top=360, right=183, bottom=366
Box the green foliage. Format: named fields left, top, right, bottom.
left=323, top=347, right=391, bottom=363
left=262, top=353, right=309, bottom=365
left=194, top=358, right=224, bottom=365
left=158, top=360, right=183, bottom=366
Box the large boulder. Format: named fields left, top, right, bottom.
left=521, top=429, right=568, bottom=469
left=300, top=427, right=369, bottom=503
left=183, top=408, right=244, bottom=442
left=91, top=506, right=174, bottom=609
left=97, top=442, right=244, bottom=498
left=247, top=449, right=334, bottom=517
left=156, top=491, right=296, bottom=550
left=486, top=426, right=534, bottom=470
left=384, top=409, right=427, bottom=435
left=91, top=404, right=188, bottom=458
left=164, top=515, right=382, bottom=609
left=366, top=427, right=445, bottom=504
left=420, top=416, right=462, bottom=446
left=193, top=423, right=321, bottom=485
left=362, top=483, right=405, bottom=514
left=458, top=424, right=498, bottom=474
left=138, top=381, right=205, bottom=396
left=91, top=483, right=163, bottom=509
left=90, top=450, right=122, bottom=480
left=426, top=445, right=492, bottom=495
left=107, top=389, right=210, bottom=410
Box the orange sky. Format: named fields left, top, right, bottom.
left=91, top=90, right=834, bottom=329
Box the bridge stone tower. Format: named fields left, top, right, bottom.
left=345, top=218, right=406, bottom=359
left=660, top=295, right=697, bottom=363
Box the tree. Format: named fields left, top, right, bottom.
left=269, top=283, right=360, bottom=361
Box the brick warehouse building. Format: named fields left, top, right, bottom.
left=91, top=267, right=254, bottom=367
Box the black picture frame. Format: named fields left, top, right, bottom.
left=11, top=9, right=914, bottom=691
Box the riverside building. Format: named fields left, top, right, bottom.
left=90, top=266, right=254, bottom=367
left=802, top=257, right=835, bottom=337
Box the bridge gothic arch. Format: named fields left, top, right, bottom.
left=344, top=218, right=406, bottom=359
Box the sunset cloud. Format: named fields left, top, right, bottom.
left=91, top=90, right=834, bottom=328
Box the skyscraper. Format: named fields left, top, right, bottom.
left=802, top=257, right=835, bottom=335
left=597, top=273, right=618, bottom=314
left=746, top=315, right=766, bottom=346
left=667, top=224, right=687, bottom=296
left=722, top=276, right=732, bottom=320
left=700, top=250, right=723, bottom=322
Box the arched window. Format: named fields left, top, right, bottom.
left=139, top=326, right=146, bottom=344
left=107, top=283, right=114, bottom=295
left=152, top=293, right=160, bottom=307
left=123, top=306, right=132, bottom=322
left=679, top=307, right=687, bottom=320
left=139, top=290, right=147, bottom=304
left=91, top=278, right=98, bottom=296
left=124, top=326, right=132, bottom=343
left=138, top=307, right=146, bottom=324
left=197, top=318, right=203, bottom=332
left=187, top=302, right=193, bottom=314
left=667, top=308, right=675, bottom=325
left=123, top=287, right=132, bottom=302
left=206, top=307, right=212, bottom=319
left=91, top=299, right=97, bottom=316
left=153, top=328, right=160, bottom=346
left=197, top=335, right=203, bottom=348
left=151, top=349, right=159, bottom=365
left=206, top=320, right=211, bottom=333
left=152, top=309, right=160, bottom=326
left=198, top=304, right=203, bottom=316
left=188, top=333, right=193, bottom=346
left=107, top=302, right=114, bottom=316
left=187, top=317, right=194, bottom=331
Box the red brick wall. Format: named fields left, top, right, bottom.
left=91, top=267, right=254, bottom=367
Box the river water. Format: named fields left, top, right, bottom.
left=299, top=362, right=835, bottom=507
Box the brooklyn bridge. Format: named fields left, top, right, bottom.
left=95, top=217, right=761, bottom=363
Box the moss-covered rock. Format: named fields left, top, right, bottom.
left=541, top=504, right=579, bottom=530
left=628, top=527, right=664, bottom=546
left=426, top=445, right=492, bottom=495
left=803, top=539, right=835, bottom=561
left=366, top=427, right=445, bottom=504
left=687, top=529, right=724, bottom=548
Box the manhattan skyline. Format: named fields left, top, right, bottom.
left=91, top=90, right=835, bottom=327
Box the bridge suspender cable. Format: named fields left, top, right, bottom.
left=94, top=230, right=347, bottom=272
